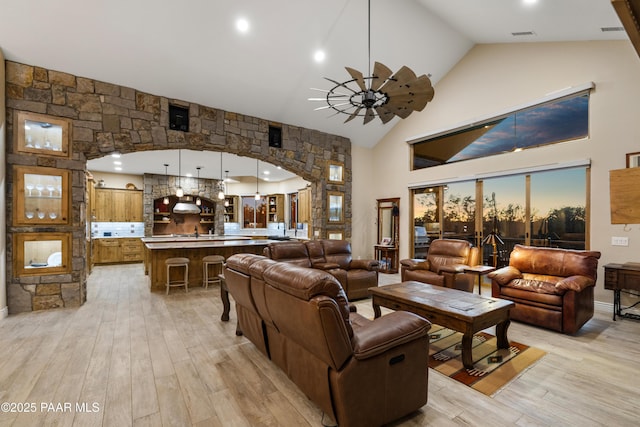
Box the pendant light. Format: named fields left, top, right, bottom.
left=254, top=159, right=261, bottom=200
left=163, top=163, right=170, bottom=205
left=217, top=152, right=225, bottom=200
left=176, top=149, right=184, bottom=198
left=195, top=166, right=202, bottom=206
left=224, top=170, right=230, bottom=206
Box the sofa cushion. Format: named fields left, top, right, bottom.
left=265, top=241, right=312, bottom=267
left=322, top=240, right=353, bottom=269
left=226, top=253, right=268, bottom=274
left=509, top=244, right=600, bottom=280
left=263, top=262, right=353, bottom=338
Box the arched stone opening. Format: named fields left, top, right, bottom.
left=5, top=60, right=351, bottom=312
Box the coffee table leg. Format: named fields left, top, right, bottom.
left=461, top=332, right=474, bottom=369
left=496, top=319, right=511, bottom=349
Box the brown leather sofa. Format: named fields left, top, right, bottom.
left=400, top=239, right=480, bottom=292
left=489, top=244, right=601, bottom=334
left=263, top=239, right=379, bottom=299
left=224, top=253, right=432, bottom=427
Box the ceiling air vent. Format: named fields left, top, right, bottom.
left=511, top=31, right=536, bottom=37
left=601, top=26, right=625, bottom=32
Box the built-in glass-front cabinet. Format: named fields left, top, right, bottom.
left=14, top=165, right=70, bottom=225
left=13, top=232, right=72, bottom=277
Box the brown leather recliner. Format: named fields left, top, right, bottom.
left=400, top=239, right=480, bottom=292
left=489, top=244, right=601, bottom=334
left=263, top=239, right=379, bottom=299
left=224, top=254, right=432, bottom=427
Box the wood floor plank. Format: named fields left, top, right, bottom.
left=1, top=264, right=639, bottom=427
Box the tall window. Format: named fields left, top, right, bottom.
left=409, top=167, right=588, bottom=262
left=411, top=92, right=590, bottom=169
left=242, top=196, right=266, bottom=228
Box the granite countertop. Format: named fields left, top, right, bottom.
left=144, top=238, right=277, bottom=250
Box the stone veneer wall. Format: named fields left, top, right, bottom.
left=4, top=60, right=351, bottom=313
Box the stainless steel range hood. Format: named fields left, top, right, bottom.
left=172, top=197, right=201, bottom=214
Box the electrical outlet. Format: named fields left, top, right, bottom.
left=611, top=236, right=629, bottom=246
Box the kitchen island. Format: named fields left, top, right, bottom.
left=142, top=236, right=275, bottom=291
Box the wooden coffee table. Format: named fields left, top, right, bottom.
left=369, top=281, right=515, bottom=369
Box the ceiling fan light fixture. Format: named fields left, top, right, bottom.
left=310, top=0, right=434, bottom=125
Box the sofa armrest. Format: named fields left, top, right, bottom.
left=400, top=259, right=430, bottom=271
left=313, top=261, right=341, bottom=270
left=488, top=266, right=522, bottom=286
left=352, top=312, right=431, bottom=360
left=350, top=259, right=379, bottom=270
left=556, top=275, right=595, bottom=292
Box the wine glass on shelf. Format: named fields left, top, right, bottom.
left=49, top=212, right=58, bottom=219
left=35, top=184, right=44, bottom=196
left=56, top=185, right=62, bottom=196
left=25, top=211, right=34, bottom=219
left=46, top=185, right=55, bottom=197
left=25, top=183, right=34, bottom=196
left=37, top=211, right=45, bottom=219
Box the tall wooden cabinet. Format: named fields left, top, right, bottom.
left=267, top=194, right=285, bottom=223
left=298, top=187, right=311, bottom=223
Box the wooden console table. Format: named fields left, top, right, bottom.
left=604, top=263, right=640, bottom=321
left=374, top=244, right=398, bottom=273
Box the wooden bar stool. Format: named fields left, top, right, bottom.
left=165, top=257, right=189, bottom=295
left=202, top=255, right=225, bottom=289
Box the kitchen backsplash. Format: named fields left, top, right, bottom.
left=92, top=222, right=145, bottom=238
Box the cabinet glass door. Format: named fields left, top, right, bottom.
left=14, top=166, right=70, bottom=225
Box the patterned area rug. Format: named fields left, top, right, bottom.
left=428, top=324, right=546, bottom=396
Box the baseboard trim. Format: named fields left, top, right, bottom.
left=0, top=306, right=8, bottom=320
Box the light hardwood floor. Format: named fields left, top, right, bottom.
left=0, top=263, right=638, bottom=426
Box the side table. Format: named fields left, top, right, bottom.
left=463, top=265, right=496, bottom=295
left=374, top=244, right=398, bottom=273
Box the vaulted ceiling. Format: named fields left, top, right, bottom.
left=0, top=0, right=631, bottom=178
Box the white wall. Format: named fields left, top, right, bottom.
left=360, top=41, right=640, bottom=304
left=0, top=48, right=7, bottom=319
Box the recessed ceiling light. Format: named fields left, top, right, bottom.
left=263, top=170, right=270, bottom=175
left=185, top=173, right=193, bottom=177
left=236, top=18, right=249, bottom=33
left=111, top=152, right=121, bottom=158
left=264, top=177, right=270, bottom=181
left=114, top=166, right=122, bottom=171
left=314, top=50, right=326, bottom=63
left=113, top=160, right=122, bottom=165
left=522, top=0, right=537, bottom=5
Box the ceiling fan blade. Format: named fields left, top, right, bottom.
left=308, top=97, right=349, bottom=101
left=370, top=62, right=393, bottom=91
left=363, top=108, right=376, bottom=124
left=324, top=77, right=359, bottom=94
left=344, top=107, right=362, bottom=123
left=374, top=105, right=395, bottom=124
left=379, top=66, right=417, bottom=95
left=345, top=67, right=367, bottom=92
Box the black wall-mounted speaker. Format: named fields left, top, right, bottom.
left=169, top=105, right=189, bottom=132
left=269, top=125, right=282, bottom=148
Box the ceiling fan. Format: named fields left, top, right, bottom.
left=310, top=0, right=435, bottom=125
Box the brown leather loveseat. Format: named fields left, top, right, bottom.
left=400, top=239, right=480, bottom=292
left=263, top=239, right=379, bottom=299
left=224, top=253, right=432, bottom=427
left=489, top=244, right=601, bottom=334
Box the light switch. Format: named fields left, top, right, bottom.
left=611, top=236, right=629, bottom=246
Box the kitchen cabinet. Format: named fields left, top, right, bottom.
left=93, top=237, right=143, bottom=264
left=94, top=188, right=143, bottom=222
left=298, top=187, right=311, bottom=223
left=224, top=196, right=238, bottom=222
left=267, top=194, right=285, bottom=223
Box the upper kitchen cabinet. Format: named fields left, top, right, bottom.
left=14, top=111, right=71, bottom=158
left=94, top=188, right=143, bottom=222
left=14, top=165, right=71, bottom=225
